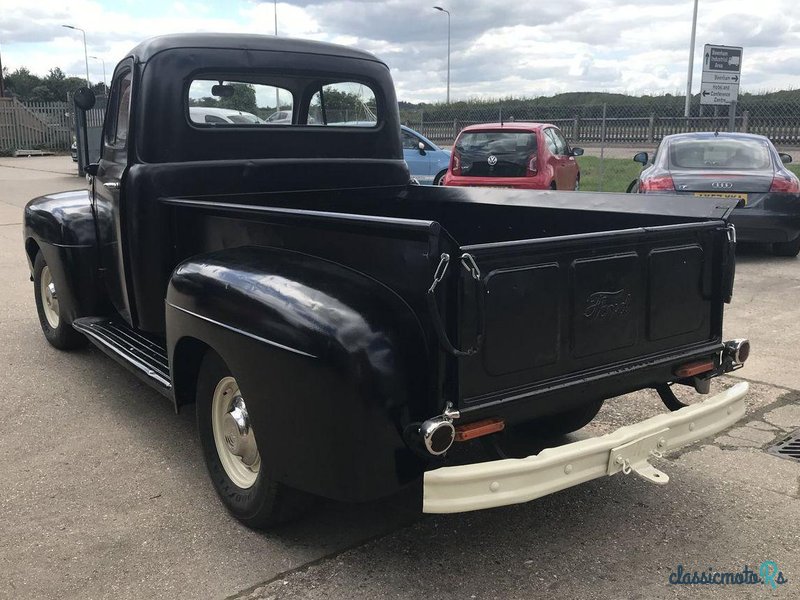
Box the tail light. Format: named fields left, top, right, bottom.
left=451, top=150, right=462, bottom=176
left=639, top=175, right=675, bottom=192
left=770, top=174, right=800, bottom=193
left=526, top=153, right=538, bottom=176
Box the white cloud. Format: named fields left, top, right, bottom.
left=1, top=0, right=799, bottom=102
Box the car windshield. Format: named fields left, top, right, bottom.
left=669, top=139, right=772, bottom=170
left=456, top=131, right=536, bottom=155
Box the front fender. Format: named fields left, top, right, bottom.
left=166, top=245, right=430, bottom=501
left=22, top=190, right=104, bottom=320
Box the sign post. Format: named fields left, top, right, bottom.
left=701, top=45, right=743, bottom=132
left=701, top=46, right=742, bottom=103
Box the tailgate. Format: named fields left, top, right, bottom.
left=453, top=221, right=734, bottom=415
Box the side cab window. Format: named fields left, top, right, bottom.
left=103, top=67, right=133, bottom=160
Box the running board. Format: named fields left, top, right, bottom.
left=72, top=317, right=172, bottom=395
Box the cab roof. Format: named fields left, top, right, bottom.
left=127, top=33, right=384, bottom=65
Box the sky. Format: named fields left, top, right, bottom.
left=1, top=0, right=799, bottom=103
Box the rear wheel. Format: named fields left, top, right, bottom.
left=33, top=252, right=85, bottom=350
left=550, top=181, right=557, bottom=191
left=574, top=176, right=580, bottom=191
left=196, top=349, right=312, bottom=529
left=433, top=170, right=447, bottom=186
left=772, top=238, right=800, bottom=257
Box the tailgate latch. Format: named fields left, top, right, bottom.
left=607, top=428, right=670, bottom=485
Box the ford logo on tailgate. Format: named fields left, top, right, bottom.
left=583, top=290, right=632, bottom=320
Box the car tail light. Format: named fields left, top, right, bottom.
left=526, top=153, right=538, bottom=176
left=451, top=150, right=462, bottom=176
left=639, top=175, right=675, bottom=192
left=770, top=174, right=800, bottom=193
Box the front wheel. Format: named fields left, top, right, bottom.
left=33, top=252, right=85, bottom=350
left=772, top=238, right=800, bottom=257
left=196, top=349, right=312, bottom=528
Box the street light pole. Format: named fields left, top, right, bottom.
left=433, top=6, right=450, bottom=104
left=90, top=56, right=107, bottom=93
left=273, top=0, right=280, bottom=111
left=62, top=25, right=90, bottom=88
left=684, top=0, right=699, bottom=117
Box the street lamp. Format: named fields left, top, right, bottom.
left=684, top=0, right=700, bottom=117
left=433, top=6, right=450, bottom=104
left=62, top=25, right=90, bottom=88
left=89, top=56, right=107, bottom=93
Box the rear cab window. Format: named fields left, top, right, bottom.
left=186, top=77, right=379, bottom=128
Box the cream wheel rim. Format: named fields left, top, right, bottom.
left=211, top=376, right=261, bottom=489
left=40, top=265, right=60, bottom=329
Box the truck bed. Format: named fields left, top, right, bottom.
left=161, top=185, right=737, bottom=423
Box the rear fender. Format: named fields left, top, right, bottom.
left=166, top=246, right=430, bottom=501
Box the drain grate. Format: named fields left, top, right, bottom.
left=768, top=429, right=800, bottom=463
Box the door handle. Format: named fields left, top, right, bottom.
left=103, top=182, right=120, bottom=190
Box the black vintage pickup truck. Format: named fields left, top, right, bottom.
left=23, top=34, right=750, bottom=527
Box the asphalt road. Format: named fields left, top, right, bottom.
left=1, top=156, right=798, bottom=600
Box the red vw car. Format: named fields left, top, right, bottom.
left=442, top=122, right=583, bottom=190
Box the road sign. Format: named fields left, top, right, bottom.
left=701, top=72, right=740, bottom=84
left=700, top=82, right=739, bottom=105
left=701, top=44, right=742, bottom=105
left=704, top=45, right=743, bottom=73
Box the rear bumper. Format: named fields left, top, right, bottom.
left=729, top=209, right=800, bottom=244
left=423, top=382, right=748, bottom=513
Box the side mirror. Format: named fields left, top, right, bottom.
left=633, top=151, right=649, bottom=165
left=571, top=147, right=584, bottom=157
left=73, top=87, right=96, bottom=111
left=418, top=141, right=427, bottom=156
left=779, top=153, right=793, bottom=164
left=84, top=163, right=99, bottom=177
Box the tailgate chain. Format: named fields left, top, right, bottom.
left=426, top=252, right=486, bottom=357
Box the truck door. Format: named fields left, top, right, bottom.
left=93, top=61, right=135, bottom=325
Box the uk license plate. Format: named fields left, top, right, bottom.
left=693, top=192, right=748, bottom=205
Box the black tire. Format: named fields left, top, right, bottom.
left=514, top=399, right=604, bottom=438
left=772, top=238, right=800, bottom=257
left=550, top=181, right=557, bottom=190
left=626, top=179, right=639, bottom=193
left=33, top=252, right=86, bottom=350
left=196, top=349, right=313, bottom=529
left=574, top=177, right=580, bottom=191
left=433, top=170, right=447, bottom=186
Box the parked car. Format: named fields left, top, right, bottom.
left=70, top=141, right=78, bottom=162
left=24, top=34, right=749, bottom=529
left=265, top=110, right=292, bottom=124
left=401, top=125, right=450, bottom=185
left=442, top=122, right=583, bottom=190
left=631, top=132, right=800, bottom=256
left=189, top=106, right=266, bottom=124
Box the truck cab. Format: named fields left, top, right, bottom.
left=23, top=34, right=749, bottom=528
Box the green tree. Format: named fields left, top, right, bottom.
left=217, top=84, right=258, bottom=113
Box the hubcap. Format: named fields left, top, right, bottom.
left=211, top=376, right=261, bottom=489
left=40, top=265, right=60, bottom=329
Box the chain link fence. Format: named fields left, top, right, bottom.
left=400, top=99, right=800, bottom=149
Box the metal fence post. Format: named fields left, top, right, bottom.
left=647, top=114, right=654, bottom=143
left=599, top=103, right=607, bottom=192
left=742, top=110, right=749, bottom=133
left=728, top=100, right=737, bottom=132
